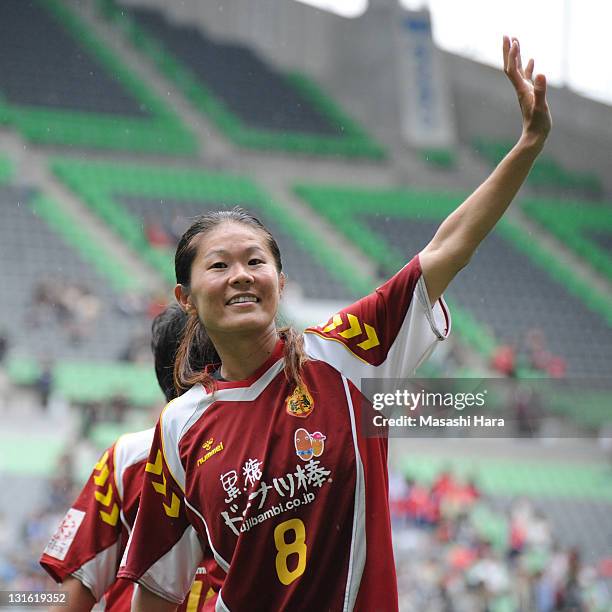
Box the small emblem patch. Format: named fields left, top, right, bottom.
left=43, top=508, right=86, bottom=561
left=285, top=385, right=314, bottom=418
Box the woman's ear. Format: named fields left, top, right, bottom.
left=279, top=272, right=286, bottom=297
left=174, top=284, right=192, bottom=314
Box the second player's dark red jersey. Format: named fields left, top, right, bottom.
left=40, top=429, right=216, bottom=610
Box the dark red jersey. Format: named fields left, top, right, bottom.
left=40, top=429, right=215, bottom=610
left=119, top=257, right=450, bottom=611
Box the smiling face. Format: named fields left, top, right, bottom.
left=176, top=221, right=284, bottom=339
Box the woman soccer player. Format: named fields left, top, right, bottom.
left=119, top=37, right=551, bottom=611
left=40, top=305, right=215, bottom=611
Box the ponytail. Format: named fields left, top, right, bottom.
left=173, top=312, right=219, bottom=395
left=278, top=326, right=308, bottom=390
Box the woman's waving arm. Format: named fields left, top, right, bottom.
left=420, top=36, right=552, bottom=303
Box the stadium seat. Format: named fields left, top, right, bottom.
left=0, top=185, right=147, bottom=362
left=0, top=0, right=195, bottom=153
left=522, top=198, right=612, bottom=283
left=473, top=138, right=603, bottom=198
left=51, top=157, right=372, bottom=301
left=99, top=0, right=384, bottom=159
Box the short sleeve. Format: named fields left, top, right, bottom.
left=40, top=446, right=122, bottom=601
left=304, top=255, right=450, bottom=388
left=118, top=419, right=203, bottom=604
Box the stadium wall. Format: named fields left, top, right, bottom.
left=445, top=52, right=612, bottom=194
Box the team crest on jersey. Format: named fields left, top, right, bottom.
left=294, top=428, right=326, bottom=461
left=285, top=384, right=314, bottom=418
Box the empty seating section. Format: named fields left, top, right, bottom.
left=522, top=199, right=612, bottom=282
left=295, top=184, right=612, bottom=378
left=473, top=138, right=602, bottom=197
left=0, top=185, right=147, bottom=363
left=420, top=148, right=456, bottom=169
left=0, top=157, right=13, bottom=184
left=0, top=0, right=194, bottom=153
left=100, top=0, right=383, bottom=158
left=30, top=195, right=143, bottom=293
left=589, top=231, right=612, bottom=254
left=51, top=158, right=370, bottom=301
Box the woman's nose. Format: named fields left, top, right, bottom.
left=230, top=264, right=254, bottom=284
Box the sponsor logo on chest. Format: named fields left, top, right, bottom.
left=197, top=438, right=225, bottom=466
left=294, top=428, right=326, bottom=461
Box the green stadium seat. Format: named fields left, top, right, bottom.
left=98, top=0, right=384, bottom=159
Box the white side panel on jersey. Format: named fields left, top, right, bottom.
left=185, top=498, right=230, bottom=573
left=304, top=277, right=450, bottom=395
left=113, top=428, right=154, bottom=501
left=158, top=385, right=207, bottom=491
left=341, top=376, right=366, bottom=612
left=160, top=360, right=286, bottom=492
left=137, top=525, right=204, bottom=605
left=71, top=541, right=121, bottom=601
left=216, top=590, right=231, bottom=612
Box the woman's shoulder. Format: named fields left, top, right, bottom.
left=160, top=384, right=208, bottom=430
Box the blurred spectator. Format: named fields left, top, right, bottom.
left=0, top=330, right=8, bottom=364
left=491, top=342, right=516, bottom=377
left=145, top=218, right=172, bottom=248
left=34, top=358, right=53, bottom=410
left=512, top=384, right=542, bottom=437
left=120, top=331, right=151, bottom=363
left=521, top=328, right=567, bottom=378
left=389, top=470, right=609, bottom=611
left=27, top=279, right=101, bottom=345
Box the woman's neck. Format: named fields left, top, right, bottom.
left=210, top=326, right=279, bottom=381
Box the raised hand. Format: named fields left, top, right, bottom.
left=503, top=35, right=552, bottom=150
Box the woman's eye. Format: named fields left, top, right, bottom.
left=249, top=258, right=264, bottom=265
left=210, top=262, right=227, bottom=269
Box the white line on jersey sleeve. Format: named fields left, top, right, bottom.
left=71, top=541, right=121, bottom=601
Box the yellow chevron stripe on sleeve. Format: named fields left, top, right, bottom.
left=94, top=451, right=109, bottom=471
left=145, top=450, right=163, bottom=475
left=152, top=473, right=167, bottom=496
left=94, top=483, right=113, bottom=507
left=163, top=493, right=180, bottom=518
left=339, top=313, right=362, bottom=338
left=357, top=323, right=380, bottom=350
left=322, top=314, right=342, bottom=332
left=99, top=503, right=119, bottom=526
left=93, top=464, right=109, bottom=487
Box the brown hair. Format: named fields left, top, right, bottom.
left=173, top=208, right=307, bottom=394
